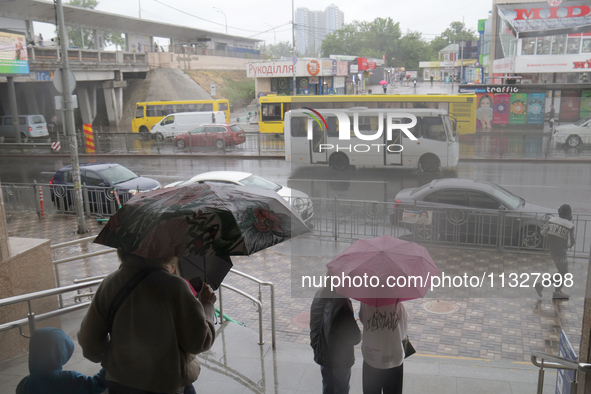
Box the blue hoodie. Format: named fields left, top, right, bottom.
left=16, top=327, right=108, bottom=394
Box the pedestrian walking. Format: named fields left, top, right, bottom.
left=38, top=33, right=43, bottom=47
left=536, top=204, right=575, bottom=299
left=382, top=84, right=387, bottom=94
left=310, top=286, right=361, bottom=394
left=430, top=75, right=433, bottom=86
left=548, top=105, right=556, bottom=131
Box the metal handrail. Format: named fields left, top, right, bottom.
left=219, top=283, right=263, bottom=345
left=531, top=352, right=591, bottom=394
left=50, top=235, right=97, bottom=249
left=223, top=268, right=276, bottom=348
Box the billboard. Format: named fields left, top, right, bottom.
left=0, top=29, right=29, bottom=75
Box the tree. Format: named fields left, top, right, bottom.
left=60, top=0, right=124, bottom=50
left=396, top=31, right=432, bottom=71
left=429, top=21, right=478, bottom=57
left=320, top=17, right=401, bottom=65
left=262, top=41, right=294, bottom=59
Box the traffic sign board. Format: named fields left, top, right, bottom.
left=53, top=68, right=76, bottom=94
left=51, top=141, right=61, bottom=152
left=293, top=56, right=298, bottom=64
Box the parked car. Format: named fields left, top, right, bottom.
left=50, top=163, right=161, bottom=214
left=0, top=114, right=49, bottom=140
left=150, top=111, right=226, bottom=142
left=173, top=124, right=246, bottom=150
left=165, top=171, right=314, bottom=227
left=391, top=178, right=555, bottom=248
left=553, top=115, right=591, bottom=147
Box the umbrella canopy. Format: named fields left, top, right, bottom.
left=380, top=80, right=388, bottom=85
left=178, top=255, right=232, bottom=291
left=326, top=235, right=439, bottom=307
left=94, top=182, right=310, bottom=259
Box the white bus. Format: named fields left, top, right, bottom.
left=284, top=108, right=459, bottom=172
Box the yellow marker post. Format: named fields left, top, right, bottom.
left=83, top=124, right=95, bottom=154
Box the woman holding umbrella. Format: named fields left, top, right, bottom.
left=327, top=235, right=440, bottom=394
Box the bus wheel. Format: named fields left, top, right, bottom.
left=139, top=126, right=149, bottom=141
left=155, top=133, right=164, bottom=143
left=330, top=153, right=349, bottom=171
left=419, top=154, right=440, bottom=173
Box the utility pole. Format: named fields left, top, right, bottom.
left=292, top=0, right=296, bottom=96
left=138, top=0, right=141, bottom=18
left=56, top=0, right=87, bottom=234
left=459, top=40, right=465, bottom=86
left=7, top=77, right=21, bottom=143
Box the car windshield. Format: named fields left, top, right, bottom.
left=491, top=185, right=522, bottom=209
left=99, top=165, right=138, bottom=184
left=230, top=125, right=243, bottom=132
left=575, top=115, right=591, bottom=126
left=240, top=175, right=282, bottom=191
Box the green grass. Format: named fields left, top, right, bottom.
left=220, top=79, right=255, bottom=107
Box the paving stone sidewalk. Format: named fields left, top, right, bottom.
left=6, top=212, right=586, bottom=362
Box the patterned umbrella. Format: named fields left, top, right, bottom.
left=94, top=182, right=310, bottom=259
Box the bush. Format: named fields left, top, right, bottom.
left=221, top=80, right=255, bottom=108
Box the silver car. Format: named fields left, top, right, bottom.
left=165, top=171, right=314, bottom=228
left=391, top=178, right=554, bottom=248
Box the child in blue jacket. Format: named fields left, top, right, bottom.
left=16, top=327, right=108, bottom=394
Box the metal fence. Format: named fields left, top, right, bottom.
left=49, top=132, right=284, bottom=156
left=3, top=184, right=590, bottom=257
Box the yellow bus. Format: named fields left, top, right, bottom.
left=259, top=94, right=477, bottom=135
left=132, top=99, right=230, bottom=134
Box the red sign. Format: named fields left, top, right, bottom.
left=357, top=57, right=368, bottom=71
left=574, top=58, right=591, bottom=68
left=514, top=5, right=591, bottom=20
left=307, top=60, right=320, bottom=75
left=367, top=61, right=377, bottom=70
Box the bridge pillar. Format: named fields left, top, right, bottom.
left=93, top=29, right=103, bottom=51
left=78, top=85, right=97, bottom=125
left=102, top=80, right=127, bottom=129
left=24, top=85, right=40, bottom=115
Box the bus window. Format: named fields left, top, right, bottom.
left=203, top=103, right=213, bottom=111
left=326, top=117, right=339, bottom=137
left=291, top=118, right=307, bottom=137
left=350, top=116, right=380, bottom=137
left=161, top=115, right=174, bottom=125
left=312, top=120, right=325, bottom=152
left=184, top=104, right=197, bottom=112
left=165, top=105, right=174, bottom=115
left=444, top=116, right=456, bottom=141
left=422, top=117, right=447, bottom=141
left=135, top=106, right=144, bottom=118
left=146, top=105, right=156, bottom=117
left=156, top=105, right=165, bottom=117
left=284, top=103, right=291, bottom=113
left=218, top=102, right=228, bottom=111
left=401, top=117, right=421, bottom=139
left=262, top=103, right=282, bottom=121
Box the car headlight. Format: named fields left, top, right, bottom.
left=292, top=198, right=307, bottom=213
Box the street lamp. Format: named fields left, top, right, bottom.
left=213, top=7, right=227, bottom=34
left=264, top=23, right=276, bottom=45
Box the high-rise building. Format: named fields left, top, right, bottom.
left=295, top=4, right=344, bottom=56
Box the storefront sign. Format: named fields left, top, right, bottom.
left=350, top=64, right=359, bottom=73
left=247, top=61, right=294, bottom=77
left=307, top=59, right=321, bottom=76
left=336, top=61, right=348, bottom=76
left=0, top=30, right=29, bottom=75
left=309, top=76, right=319, bottom=84
left=357, top=57, right=368, bottom=71
left=321, top=60, right=337, bottom=76
left=515, top=54, right=591, bottom=72
left=498, top=2, right=591, bottom=33
left=493, top=57, right=515, bottom=73
left=367, top=61, right=377, bottom=70
left=330, top=54, right=357, bottom=61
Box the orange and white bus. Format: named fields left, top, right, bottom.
left=132, top=99, right=230, bottom=134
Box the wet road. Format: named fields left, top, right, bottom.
left=0, top=156, right=589, bottom=213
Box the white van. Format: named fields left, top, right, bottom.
left=0, top=115, right=49, bottom=140
left=150, top=111, right=226, bottom=141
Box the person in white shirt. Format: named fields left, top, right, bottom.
left=359, top=300, right=410, bottom=394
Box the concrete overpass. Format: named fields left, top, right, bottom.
left=0, top=0, right=260, bottom=130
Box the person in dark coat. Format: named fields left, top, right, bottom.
left=310, top=287, right=361, bottom=394
left=537, top=204, right=575, bottom=299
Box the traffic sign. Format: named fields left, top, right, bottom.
left=51, top=141, right=61, bottom=152
left=293, top=56, right=298, bottom=64
left=53, top=68, right=76, bottom=93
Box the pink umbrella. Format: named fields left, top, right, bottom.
left=380, top=80, right=388, bottom=85
left=326, top=235, right=440, bottom=307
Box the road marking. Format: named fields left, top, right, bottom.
left=290, top=178, right=387, bottom=184
left=499, top=185, right=559, bottom=188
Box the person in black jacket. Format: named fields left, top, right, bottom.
left=537, top=204, right=575, bottom=299
left=310, top=287, right=361, bottom=394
